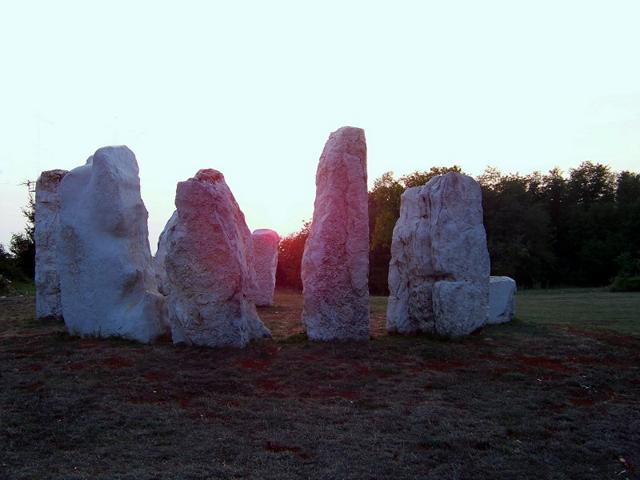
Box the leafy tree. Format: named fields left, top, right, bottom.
left=537, top=168, right=569, bottom=283
left=561, top=162, right=618, bottom=284
left=614, top=171, right=640, bottom=279
left=275, top=221, right=310, bottom=290
left=9, top=233, right=35, bottom=280
left=367, top=172, right=403, bottom=294
left=400, top=165, right=462, bottom=188
left=616, top=171, right=640, bottom=205
left=0, top=243, right=15, bottom=279
left=479, top=170, right=555, bottom=287
left=567, top=161, right=616, bottom=206
left=5, top=181, right=36, bottom=281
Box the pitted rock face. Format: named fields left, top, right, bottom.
left=387, top=172, right=490, bottom=338
left=56, top=146, right=167, bottom=343
left=194, top=168, right=224, bottom=183
left=301, top=126, right=370, bottom=341
left=35, top=169, right=68, bottom=320
left=488, top=276, right=517, bottom=324
left=252, top=229, right=279, bottom=306
left=155, top=170, right=271, bottom=348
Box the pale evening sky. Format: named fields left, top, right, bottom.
left=1, top=0, right=639, bottom=250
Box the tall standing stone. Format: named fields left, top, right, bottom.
left=57, top=146, right=167, bottom=343
left=35, top=169, right=68, bottom=320
left=301, top=127, right=369, bottom=341
left=252, top=229, right=279, bottom=306
left=387, top=172, right=490, bottom=338
left=155, top=169, right=271, bottom=347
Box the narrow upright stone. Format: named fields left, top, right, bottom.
left=252, top=229, right=279, bottom=306
left=387, top=172, right=490, bottom=337
left=57, top=146, right=167, bottom=343
left=35, top=169, right=68, bottom=320
left=155, top=169, right=271, bottom=347
left=301, top=127, right=369, bottom=341
left=488, top=276, right=517, bottom=324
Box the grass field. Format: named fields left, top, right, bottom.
left=517, top=288, right=640, bottom=335
left=1, top=289, right=639, bottom=479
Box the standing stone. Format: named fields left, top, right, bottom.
left=488, top=276, right=517, bottom=324
left=252, top=229, right=279, bottom=306
left=35, top=169, right=68, bottom=320
left=155, top=169, right=271, bottom=347
left=57, top=146, right=167, bottom=343
left=387, top=172, right=490, bottom=337
left=301, top=127, right=369, bottom=341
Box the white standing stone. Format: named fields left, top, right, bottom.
left=252, top=229, right=279, bottom=306
left=488, top=276, right=517, bottom=324
left=387, top=172, right=490, bottom=337
left=301, top=127, right=369, bottom=341
left=57, top=146, right=167, bottom=343
left=35, top=169, right=68, bottom=320
left=155, top=169, right=271, bottom=347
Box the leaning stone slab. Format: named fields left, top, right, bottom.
left=387, top=172, right=490, bottom=337
left=252, top=229, right=279, bottom=306
left=487, top=276, right=517, bottom=324
left=57, top=146, right=167, bottom=343
left=301, top=126, right=369, bottom=341
left=35, top=169, right=68, bottom=320
left=155, top=169, right=271, bottom=347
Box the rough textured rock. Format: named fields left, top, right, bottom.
left=155, top=169, right=271, bottom=347
left=488, top=276, right=517, bottom=324
left=432, top=281, right=487, bottom=337
left=252, top=229, right=279, bottom=306
left=35, top=169, right=68, bottom=320
left=387, top=172, right=490, bottom=337
left=56, top=146, right=167, bottom=343
left=301, top=127, right=369, bottom=341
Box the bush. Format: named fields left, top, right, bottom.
left=0, top=274, right=12, bottom=295
left=610, top=276, right=640, bottom=292
left=276, top=222, right=310, bottom=290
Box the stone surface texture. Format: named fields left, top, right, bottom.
left=488, top=276, right=517, bottom=324
left=57, top=146, right=167, bottom=343
left=35, top=169, right=68, bottom=319
left=301, top=127, right=369, bottom=341
left=387, top=172, right=490, bottom=337
left=155, top=169, right=271, bottom=347
left=251, top=229, right=279, bottom=306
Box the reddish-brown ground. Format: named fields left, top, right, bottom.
left=1, top=291, right=639, bottom=479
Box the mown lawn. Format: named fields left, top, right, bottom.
left=517, top=287, right=640, bottom=335
left=0, top=289, right=638, bottom=479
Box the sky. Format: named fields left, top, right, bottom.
left=1, top=0, right=639, bottom=251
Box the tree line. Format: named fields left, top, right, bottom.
left=0, top=181, right=35, bottom=292
left=2, top=163, right=639, bottom=293
left=276, top=162, right=640, bottom=292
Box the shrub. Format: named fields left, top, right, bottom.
left=610, top=276, right=640, bottom=292
left=0, top=274, right=12, bottom=294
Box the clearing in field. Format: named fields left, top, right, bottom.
left=1, top=289, right=639, bottom=479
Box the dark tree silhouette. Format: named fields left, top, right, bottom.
left=275, top=221, right=310, bottom=291
left=1, top=180, right=36, bottom=282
